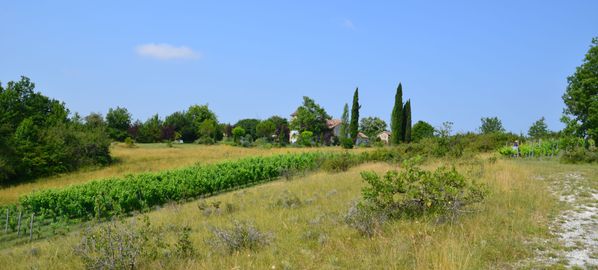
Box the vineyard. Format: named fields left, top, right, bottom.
left=497, top=138, right=591, bottom=158
left=0, top=150, right=389, bottom=248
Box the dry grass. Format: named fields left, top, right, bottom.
left=0, top=143, right=352, bottom=205
left=0, top=157, right=565, bottom=269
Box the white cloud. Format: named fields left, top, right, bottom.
left=343, top=19, right=355, bottom=29
left=135, top=43, right=201, bottom=60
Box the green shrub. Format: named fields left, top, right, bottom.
left=359, top=162, right=487, bottom=219
left=340, top=137, right=354, bottom=149
left=321, top=152, right=358, bottom=173
left=124, top=137, right=136, bottom=148
left=560, top=147, right=598, bottom=164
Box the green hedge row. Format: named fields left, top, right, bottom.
left=18, top=152, right=326, bottom=219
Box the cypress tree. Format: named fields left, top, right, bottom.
left=404, top=100, right=412, bottom=143
left=339, top=103, right=349, bottom=139
left=349, top=88, right=360, bottom=142
left=391, top=83, right=403, bottom=144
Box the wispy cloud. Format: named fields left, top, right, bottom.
left=343, top=19, right=355, bottom=29
left=135, top=43, right=201, bottom=60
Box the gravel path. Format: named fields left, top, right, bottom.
left=526, top=171, right=598, bottom=269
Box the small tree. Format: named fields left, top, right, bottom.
left=198, top=119, right=217, bottom=140
left=359, top=117, right=387, bottom=139
left=232, top=127, right=245, bottom=143
left=339, top=103, right=350, bottom=140
left=412, top=121, right=435, bottom=142
left=349, top=88, right=361, bottom=142
left=403, top=100, right=412, bottom=143
left=256, top=120, right=276, bottom=140
left=106, top=107, right=132, bottom=141
left=299, top=131, right=314, bottom=147
left=528, top=117, right=549, bottom=139
left=391, top=83, right=404, bottom=145
left=479, top=117, right=505, bottom=134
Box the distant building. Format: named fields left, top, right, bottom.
left=356, top=132, right=369, bottom=145
left=377, top=131, right=391, bottom=144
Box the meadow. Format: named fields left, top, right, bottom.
left=1, top=150, right=592, bottom=269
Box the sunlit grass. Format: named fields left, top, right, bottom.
left=0, top=157, right=567, bottom=269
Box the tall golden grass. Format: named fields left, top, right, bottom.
left=0, top=157, right=568, bottom=269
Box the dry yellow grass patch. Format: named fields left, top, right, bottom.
left=0, top=158, right=561, bottom=269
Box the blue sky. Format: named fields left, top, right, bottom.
left=1, top=1, right=597, bottom=134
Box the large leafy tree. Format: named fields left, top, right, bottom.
left=290, top=96, right=331, bottom=142
left=562, top=37, right=598, bottom=141
left=359, top=117, right=387, bottom=139
left=391, top=83, right=404, bottom=144
left=528, top=117, right=549, bottom=139
left=349, top=88, right=360, bottom=141
left=479, top=117, right=505, bottom=134
left=412, top=121, right=435, bottom=142
left=106, top=106, right=131, bottom=141
left=0, top=76, right=110, bottom=183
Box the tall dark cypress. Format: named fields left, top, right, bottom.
left=404, top=100, right=412, bottom=143
left=391, top=83, right=403, bottom=144
left=349, top=87, right=360, bottom=142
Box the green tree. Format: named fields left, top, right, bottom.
left=290, top=96, right=331, bottom=142
left=234, top=119, right=260, bottom=139
left=232, top=126, right=245, bottom=143
left=349, top=88, right=360, bottom=142
left=412, top=121, right=435, bottom=142
left=391, top=83, right=404, bottom=144
left=106, top=107, right=131, bottom=141
left=479, top=117, right=505, bottom=134
left=165, top=111, right=194, bottom=142
left=84, top=113, right=106, bottom=129
left=198, top=119, right=217, bottom=140
left=528, top=117, right=549, bottom=139
left=403, top=100, right=412, bottom=142
left=359, top=117, right=387, bottom=139
left=299, top=131, right=314, bottom=147
left=266, top=116, right=289, bottom=144
left=256, top=120, right=276, bottom=140
left=0, top=76, right=110, bottom=183
left=137, top=114, right=163, bottom=143
left=339, top=103, right=350, bottom=140
left=562, top=37, right=598, bottom=141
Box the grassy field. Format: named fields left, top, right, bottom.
left=0, top=143, right=353, bottom=205
left=1, top=156, right=583, bottom=269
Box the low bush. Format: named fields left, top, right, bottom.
left=320, top=152, right=358, bottom=173
left=560, top=147, right=598, bottom=164
left=207, top=220, right=272, bottom=254
left=272, top=191, right=303, bottom=209
left=358, top=161, right=487, bottom=219
left=340, top=138, right=354, bottom=149
left=344, top=201, right=387, bottom=237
